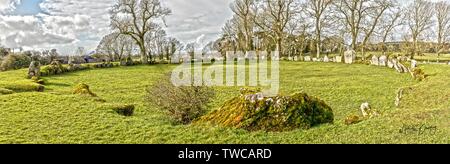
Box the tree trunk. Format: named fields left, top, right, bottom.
left=316, top=20, right=321, bottom=58
left=138, top=37, right=148, bottom=64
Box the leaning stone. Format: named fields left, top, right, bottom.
left=388, top=59, right=395, bottom=68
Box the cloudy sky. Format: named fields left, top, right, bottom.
left=0, top=0, right=233, bottom=54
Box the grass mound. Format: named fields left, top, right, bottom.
left=0, top=88, right=14, bottom=95
left=73, top=83, right=97, bottom=97
left=0, top=81, right=44, bottom=92
left=196, top=89, right=334, bottom=132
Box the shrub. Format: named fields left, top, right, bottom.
left=73, top=83, right=97, bottom=97
left=0, top=54, right=32, bottom=71
left=195, top=89, right=334, bottom=132
left=146, top=74, right=215, bottom=124
left=345, top=115, right=362, bottom=125
left=0, top=88, right=14, bottom=95
left=0, top=81, right=44, bottom=92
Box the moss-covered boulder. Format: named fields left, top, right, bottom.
left=196, top=90, right=334, bottom=132
left=73, top=83, right=97, bottom=97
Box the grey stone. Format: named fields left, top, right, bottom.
left=28, top=61, right=41, bottom=78
left=335, top=56, right=342, bottom=63
left=344, top=50, right=355, bottom=64
left=411, top=60, right=418, bottom=69
left=379, top=55, right=387, bottom=66
left=324, top=56, right=330, bottom=62
left=388, top=59, right=395, bottom=68
left=371, top=55, right=379, bottom=66
left=360, top=102, right=371, bottom=118
left=304, top=56, right=311, bottom=62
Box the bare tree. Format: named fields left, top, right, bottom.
left=404, top=0, right=434, bottom=57
left=305, top=0, right=333, bottom=58
left=145, top=25, right=167, bottom=61
left=333, top=0, right=371, bottom=52
left=49, top=49, right=59, bottom=61
left=254, top=0, right=298, bottom=56
left=110, top=0, right=171, bottom=64
left=76, top=47, right=86, bottom=57
left=97, top=32, right=135, bottom=61
left=167, top=37, right=182, bottom=60
left=377, top=5, right=402, bottom=55
left=230, top=0, right=256, bottom=51
left=359, top=0, right=394, bottom=59
left=435, top=1, right=450, bottom=56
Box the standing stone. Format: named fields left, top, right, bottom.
left=371, top=55, right=379, bottom=66
left=294, top=56, right=298, bottom=61
left=335, top=56, right=342, bottom=63
left=379, top=55, right=387, bottom=66
left=272, top=53, right=280, bottom=61
left=448, top=61, right=450, bottom=65
left=28, top=61, right=41, bottom=78
left=344, top=50, right=355, bottom=64
left=304, top=56, right=311, bottom=62
left=324, top=56, right=330, bottom=62
left=411, top=60, right=418, bottom=69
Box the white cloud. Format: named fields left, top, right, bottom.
left=0, top=0, right=20, bottom=12
left=0, top=15, right=77, bottom=49
left=0, top=0, right=234, bottom=54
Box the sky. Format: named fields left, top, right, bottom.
left=0, top=0, right=234, bottom=54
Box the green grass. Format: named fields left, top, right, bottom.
left=0, top=62, right=448, bottom=144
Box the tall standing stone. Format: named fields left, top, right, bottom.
left=335, top=56, right=342, bottom=63
left=379, top=55, right=387, bottom=66
left=344, top=50, right=355, bottom=64
left=411, top=60, right=418, bottom=69
left=324, top=55, right=330, bottom=62
left=371, top=55, right=379, bottom=66
left=28, top=61, right=41, bottom=78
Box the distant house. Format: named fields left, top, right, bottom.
left=83, top=55, right=96, bottom=63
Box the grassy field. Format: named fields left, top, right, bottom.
left=0, top=62, right=448, bottom=144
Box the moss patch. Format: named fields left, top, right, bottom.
left=196, top=90, right=334, bottom=132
